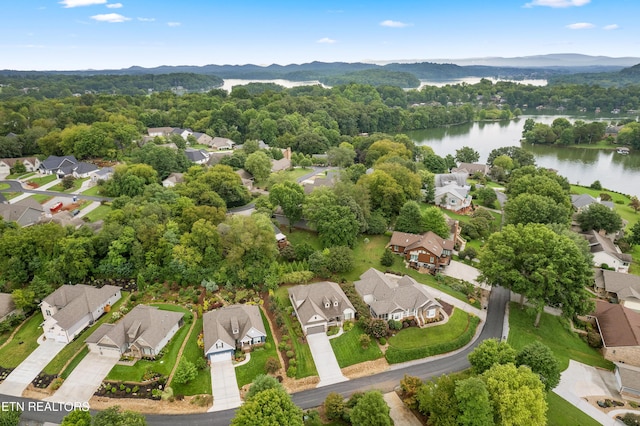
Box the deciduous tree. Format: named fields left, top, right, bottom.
left=231, top=387, right=303, bottom=426
left=455, top=146, right=480, bottom=164
left=455, top=377, right=494, bottom=426
left=576, top=203, right=623, bottom=233
left=349, top=391, right=392, bottom=426
left=395, top=201, right=425, bottom=234
left=467, top=339, right=516, bottom=374
left=515, top=341, right=561, bottom=391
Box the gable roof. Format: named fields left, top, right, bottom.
left=0, top=157, right=39, bottom=168
left=451, top=163, right=489, bottom=175
left=43, top=284, right=120, bottom=330
left=595, top=269, right=640, bottom=303
left=184, top=148, right=209, bottom=162
left=616, top=363, right=640, bottom=392
left=86, top=304, right=183, bottom=350
left=571, top=193, right=614, bottom=210
left=40, top=155, right=77, bottom=171
left=91, top=167, right=114, bottom=178
left=389, top=231, right=454, bottom=256
left=435, top=172, right=468, bottom=187
left=595, top=300, right=640, bottom=347
left=435, top=184, right=470, bottom=201
left=0, top=198, right=44, bottom=226
left=271, top=158, right=291, bottom=172
left=73, top=162, right=99, bottom=175
left=203, top=304, right=265, bottom=353
left=584, top=230, right=632, bottom=263
left=147, top=127, right=176, bottom=136
left=288, top=282, right=355, bottom=326
left=354, top=268, right=441, bottom=315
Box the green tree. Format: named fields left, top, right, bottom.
left=417, top=374, right=458, bottom=426
left=0, top=406, right=21, bottom=426
left=269, top=181, right=305, bottom=230
left=245, top=374, right=285, bottom=401
left=504, top=193, right=571, bottom=225
left=380, top=249, right=394, bottom=267
left=422, top=206, right=450, bottom=239
left=349, top=391, right=392, bottom=426
left=516, top=341, right=561, bottom=391
left=479, top=223, right=594, bottom=327
left=455, top=146, right=480, bottom=164
left=173, top=359, right=197, bottom=384
left=323, top=392, right=345, bottom=421
left=628, top=221, right=640, bottom=245
left=245, top=151, right=273, bottom=183
left=326, top=246, right=354, bottom=273
left=327, top=144, right=356, bottom=168
left=576, top=203, right=623, bottom=233
left=423, top=153, right=449, bottom=173
left=455, top=377, right=494, bottom=426
left=92, top=406, right=147, bottom=426
left=11, top=288, right=36, bottom=313
left=629, top=196, right=640, bottom=213
left=61, top=409, right=91, bottom=426
left=395, top=201, right=425, bottom=234
left=476, top=187, right=497, bottom=208
left=62, top=175, right=75, bottom=190
left=467, top=339, right=517, bottom=374
left=481, top=363, right=547, bottom=426
left=231, top=387, right=303, bottom=426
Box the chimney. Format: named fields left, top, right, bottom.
left=284, top=147, right=292, bottom=160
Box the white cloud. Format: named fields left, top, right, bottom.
left=167, top=22, right=181, bottom=27
left=106, top=3, right=123, bottom=8
left=524, top=0, right=589, bottom=7
left=317, top=37, right=337, bottom=44
left=90, top=13, right=130, bottom=23
left=380, top=20, right=412, bottom=28
left=566, top=22, right=594, bottom=29
left=60, top=0, right=107, bottom=8
left=137, top=17, right=155, bottom=22
left=603, top=24, right=619, bottom=30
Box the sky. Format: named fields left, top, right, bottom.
left=1, top=0, right=639, bottom=71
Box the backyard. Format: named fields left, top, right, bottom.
left=235, top=309, right=281, bottom=387
left=329, top=323, right=383, bottom=368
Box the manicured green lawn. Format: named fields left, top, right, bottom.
left=48, top=177, right=89, bottom=193
left=286, top=229, right=324, bottom=252
left=27, top=175, right=57, bottom=186
left=0, top=183, right=9, bottom=190
left=507, top=302, right=613, bottom=371
left=28, top=194, right=52, bottom=204
left=340, top=234, right=390, bottom=282
left=546, top=391, right=601, bottom=426
left=43, top=292, right=129, bottom=376
left=2, top=192, right=21, bottom=200
left=330, top=323, right=383, bottom=368
left=568, top=139, right=617, bottom=150
left=170, top=317, right=211, bottom=396
left=61, top=346, right=89, bottom=379
left=388, top=309, right=470, bottom=350
left=84, top=204, right=111, bottom=222
left=6, top=172, right=36, bottom=180
left=81, top=185, right=102, bottom=196
left=0, top=312, right=44, bottom=368
left=274, top=286, right=318, bottom=379
left=570, top=184, right=637, bottom=226
left=236, top=309, right=281, bottom=387
left=106, top=305, right=192, bottom=382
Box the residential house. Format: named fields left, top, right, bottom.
left=0, top=198, right=44, bottom=227
left=583, top=230, right=632, bottom=273
left=0, top=293, right=19, bottom=322
left=210, top=137, right=235, bottom=151
left=451, top=163, right=490, bottom=176
left=271, top=148, right=292, bottom=172
left=434, top=172, right=472, bottom=213
left=594, top=268, right=640, bottom=311
left=288, top=282, right=355, bottom=335
left=171, top=128, right=193, bottom=140
left=354, top=268, right=442, bottom=325
left=388, top=231, right=454, bottom=272
left=89, top=167, right=114, bottom=183
left=614, top=363, right=640, bottom=398
left=162, top=172, right=184, bottom=188
left=184, top=148, right=210, bottom=165
left=191, top=132, right=214, bottom=147
left=147, top=127, right=176, bottom=137
left=301, top=170, right=339, bottom=194
left=206, top=151, right=234, bottom=166
left=203, top=304, right=266, bottom=362
left=605, top=125, right=623, bottom=138
left=39, top=155, right=78, bottom=175
left=0, top=157, right=41, bottom=175
left=571, top=194, right=614, bottom=212
left=72, top=162, right=99, bottom=178
left=85, top=304, right=184, bottom=358
left=40, top=284, right=121, bottom=343
left=593, top=300, right=640, bottom=367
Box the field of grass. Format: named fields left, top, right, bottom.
left=27, top=194, right=53, bottom=204
left=84, top=204, right=111, bottom=222
left=61, top=347, right=89, bottom=379
left=0, top=183, right=9, bottom=190
left=43, top=293, right=128, bottom=376
left=507, top=302, right=613, bottom=371
left=330, top=323, right=383, bottom=368
left=0, top=312, right=44, bottom=368
left=6, top=172, right=36, bottom=180
left=106, top=305, right=192, bottom=382
left=546, top=391, right=601, bottom=426
left=27, top=175, right=57, bottom=187
left=236, top=309, right=281, bottom=387
left=169, top=318, right=211, bottom=396
left=48, top=177, right=89, bottom=193
left=81, top=185, right=102, bottom=196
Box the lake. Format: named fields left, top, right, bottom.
left=406, top=116, right=640, bottom=198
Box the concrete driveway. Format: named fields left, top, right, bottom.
left=47, top=351, right=119, bottom=403
left=0, top=338, right=66, bottom=397
left=442, top=260, right=490, bottom=290
left=208, top=359, right=242, bottom=412
left=306, top=333, right=348, bottom=387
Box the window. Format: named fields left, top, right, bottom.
left=426, top=309, right=436, bottom=318
left=450, top=199, right=456, bottom=204
left=410, top=254, right=418, bottom=262
left=430, top=256, right=434, bottom=263
left=45, top=309, right=51, bottom=317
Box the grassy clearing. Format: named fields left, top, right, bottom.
left=236, top=309, right=281, bottom=388
left=330, top=323, right=383, bottom=368
left=0, top=312, right=44, bottom=368
left=169, top=318, right=211, bottom=396
left=286, top=229, right=323, bottom=252
left=48, top=177, right=89, bottom=193
left=43, top=293, right=128, bottom=376
left=7, top=172, right=36, bottom=180
left=546, top=391, right=601, bottom=426
left=81, top=185, right=102, bottom=196
left=84, top=204, right=111, bottom=222
left=61, top=346, right=89, bottom=379
left=0, top=183, right=9, bottom=190
left=106, top=305, right=192, bottom=382
left=27, top=175, right=57, bottom=187
left=28, top=194, right=53, bottom=204
left=507, top=302, right=613, bottom=371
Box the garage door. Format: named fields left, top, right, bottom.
left=306, top=325, right=326, bottom=335
left=209, top=351, right=233, bottom=363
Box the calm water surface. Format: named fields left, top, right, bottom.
left=406, top=115, right=640, bottom=198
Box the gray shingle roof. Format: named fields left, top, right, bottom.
left=40, top=155, right=77, bottom=172
left=585, top=230, right=632, bottom=262
left=595, top=269, right=640, bottom=302
left=43, top=284, right=120, bottom=330
left=203, top=304, right=265, bottom=353
left=73, top=162, right=99, bottom=175
left=616, top=363, right=640, bottom=393
left=288, top=282, right=355, bottom=327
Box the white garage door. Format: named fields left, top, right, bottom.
left=306, top=325, right=326, bottom=335
left=209, top=351, right=233, bottom=363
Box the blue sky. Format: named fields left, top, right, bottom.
left=1, top=0, right=638, bottom=70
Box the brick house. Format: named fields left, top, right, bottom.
left=388, top=231, right=454, bottom=273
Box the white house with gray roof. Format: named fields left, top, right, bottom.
left=40, top=284, right=121, bottom=343
left=434, top=172, right=472, bottom=213
left=203, top=304, right=266, bottom=362
left=288, top=282, right=355, bottom=335
left=583, top=230, right=632, bottom=273
left=571, top=193, right=614, bottom=212
left=85, top=304, right=184, bottom=358
left=354, top=268, right=442, bottom=325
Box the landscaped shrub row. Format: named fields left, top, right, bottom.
left=341, top=282, right=370, bottom=321
left=385, top=316, right=480, bottom=364
left=0, top=367, right=13, bottom=383
left=95, top=379, right=165, bottom=399
left=32, top=373, right=58, bottom=389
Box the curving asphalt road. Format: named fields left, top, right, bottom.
left=0, top=180, right=112, bottom=202
left=2, top=286, right=509, bottom=426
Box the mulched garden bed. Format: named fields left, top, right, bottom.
left=94, top=379, right=166, bottom=400
left=437, top=299, right=454, bottom=316
left=0, top=367, right=13, bottom=383
left=32, top=373, right=58, bottom=389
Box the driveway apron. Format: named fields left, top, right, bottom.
left=208, top=359, right=242, bottom=412
left=306, top=333, right=348, bottom=387
left=0, top=339, right=66, bottom=397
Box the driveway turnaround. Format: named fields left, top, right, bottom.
left=0, top=339, right=66, bottom=397
left=442, top=260, right=490, bottom=290
left=208, top=359, right=242, bottom=412
left=306, top=333, right=348, bottom=387
left=46, top=351, right=119, bottom=403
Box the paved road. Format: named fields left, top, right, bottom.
left=0, top=180, right=111, bottom=202
left=3, top=286, right=509, bottom=426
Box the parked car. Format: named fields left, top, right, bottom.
left=71, top=209, right=80, bottom=216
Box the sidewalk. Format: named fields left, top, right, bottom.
left=424, top=285, right=485, bottom=320
left=9, top=178, right=61, bottom=204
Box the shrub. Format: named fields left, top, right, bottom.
left=388, top=319, right=403, bottom=331
left=265, top=357, right=280, bottom=374
left=286, top=366, right=297, bottom=378
left=126, top=387, right=131, bottom=393
left=380, top=250, right=394, bottom=267
left=190, top=394, right=213, bottom=407
left=365, top=318, right=389, bottom=339
left=590, top=180, right=602, bottom=190
left=400, top=375, right=424, bottom=410
left=343, top=321, right=354, bottom=332
left=378, top=337, right=387, bottom=345
left=161, top=386, right=174, bottom=401
left=132, top=385, right=139, bottom=393
left=174, top=359, right=197, bottom=384
left=359, top=334, right=371, bottom=349
left=587, top=329, right=603, bottom=348
left=324, top=392, right=345, bottom=421
left=195, top=357, right=208, bottom=370
left=51, top=378, right=64, bottom=391
left=286, top=350, right=295, bottom=358
left=119, top=384, right=125, bottom=391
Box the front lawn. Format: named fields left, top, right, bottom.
left=106, top=305, right=192, bottom=382
left=81, top=185, right=102, bottom=196
left=507, top=302, right=613, bottom=371
left=27, top=175, right=57, bottom=187
left=61, top=346, right=89, bottom=379
left=83, top=204, right=111, bottom=222
left=236, top=309, right=280, bottom=388
left=330, top=323, right=383, bottom=368
left=48, top=177, right=89, bottom=193
left=547, top=391, right=601, bottom=426
left=43, top=292, right=129, bottom=376
left=28, top=194, right=52, bottom=204
left=386, top=309, right=479, bottom=364
left=0, top=312, right=44, bottom=368
left=169, top=317, right=211, bottom=396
